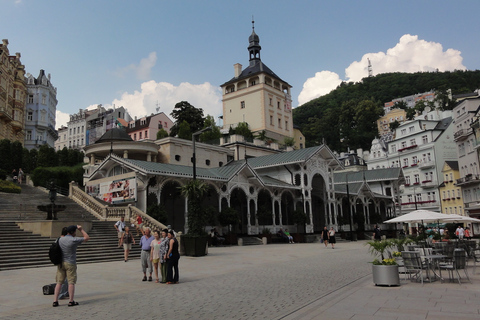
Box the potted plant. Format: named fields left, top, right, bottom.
left=366, top=239, right=400, bottom=286
left=180, top=179, right=209, bottom=257
left=218, top=207, right=239, bottom=245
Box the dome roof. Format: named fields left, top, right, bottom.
left=95, top=128, right=133, bottom=143
left=249, top=30, right=259, bottom=44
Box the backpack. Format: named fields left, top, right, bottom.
left=49, top=237, right=63, bottom=265
left=43, top=283, right=56, bottom=295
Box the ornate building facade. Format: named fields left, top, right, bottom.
left=0, top=39, right=26, bottom=144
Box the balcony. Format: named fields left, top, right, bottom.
left=398, top=144, right=418, bottom=152
left=418, top=160, right=435, bottom=169
left=11, top=119, right=23, bottom=131
left=454, top=128, right=471, bottom=141
left=421, top=180, right=436, bottom=188
left=0, top=106, right=13, bottom=122
left=455, top=174, right=480, bottom=186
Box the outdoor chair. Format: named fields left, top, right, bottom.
left=473, top=249, right=480, bottom=274
left=439, top=249, right=471, bottom=285
left=442, top=244, right=455, bottom=262
left=401, top=251, right=426, bottom=285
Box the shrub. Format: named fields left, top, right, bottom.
left=0, top=169, right=7, bottom=180
left=0, top=180, right=21, bottom=193
left=31, top=164, right=85, bottom=190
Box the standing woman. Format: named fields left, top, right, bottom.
left=165, top=230, right=180, bottom=284
left=150, top=230, right=162, bottom=283
left=329, top=227, right=336, bottom=249
left=159, top=229, right=169, bottom=283
left=120, top=226, right=135, bottom=262
left=321, top=226, right=329, bottom=248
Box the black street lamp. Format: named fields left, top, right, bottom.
left=192, top=127, right=212, bottom=180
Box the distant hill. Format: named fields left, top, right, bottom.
left=293, top=70, right=480, bottom=152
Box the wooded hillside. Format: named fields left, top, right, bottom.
left=293, top=70, right=480, bottom=152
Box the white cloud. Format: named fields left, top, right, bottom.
left=115, top=52, right=157, bottom=81
left=297, top=71, right=342, bottom=106
left=297, top=34, right=466, bottom=106
left=109, top=80, right=223, bottom=123
left=55, top=110, right=70, bottom=129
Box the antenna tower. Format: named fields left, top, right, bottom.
left=367, top=58, right=373, bottom=77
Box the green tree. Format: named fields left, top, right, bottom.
left=180, top=179, right=209, bottom=236
left=199, top=115, right=221, bottom=143
left=29, top=148, right=38, bottom=170
left=177, top=120, right=192, bottom=140
left=156, top=128, right=168, bottom=139
left=169, top=101, right=205, bottom=137
left=0, top=139, right=12, bottom=172
left=234, top=122, right=253, bottom=140
left=389, top=120, right=400, bottom=132
left=58, top=147, right=69, bottom=166
left=37, top=145, right=58, bottom=168
left=11, top=141, right=23, bottom=171
left=283, top=136, right=295, bottom=147
left=22, top=148, right=32, bottom=173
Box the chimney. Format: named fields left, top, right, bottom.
left=234, top=63, right=242, bottom=78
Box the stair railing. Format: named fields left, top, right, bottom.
left=69, top=182, right=168, bottom=231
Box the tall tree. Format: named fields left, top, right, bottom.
left=37, top=145, right=58, bottom=168
left=11, top=141, right=23, bottom=171
left=177, top=120, right=192, bottom=140
left=169, top=101, right=205, bottom=137
left=199, top=115, right=221, bottom=143
left=0, top=139, right=12, bottom=172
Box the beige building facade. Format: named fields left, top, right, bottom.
left=0, top=39, right=26, bottom=144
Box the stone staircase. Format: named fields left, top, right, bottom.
left=0, top=185, right=144, bottom=271
left=240, top=237, right=263, bottom=246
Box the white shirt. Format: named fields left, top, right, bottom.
left=115, top=220, right=126, bottom=232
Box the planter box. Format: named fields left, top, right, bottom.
left=372, top=265, right=400, bottom=286
left=182, top=236, right=208, bottom=257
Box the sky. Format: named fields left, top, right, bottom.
left=2, top=0, right=480, bottom=130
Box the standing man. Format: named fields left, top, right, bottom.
left=140, top=227, right=154, bottom=281
left=52, top=225, right=89, bottom=307
left=114, top=216, right=126, bottom=247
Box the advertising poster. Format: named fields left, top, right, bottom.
left=95, top=177, right=137, bottom=204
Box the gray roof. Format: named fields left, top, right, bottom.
left=221, top=60, right=289, bottom=87
left=334, top=167, right=403, bottom=184
left=96, top=128, right=133, bottom=143
left=248, top=145, right=330, bottom=169
left=445, top=161, right=459, bottom=171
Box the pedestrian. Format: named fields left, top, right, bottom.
left=455, top=225, right=464, bottom=240
left=135, top=214, right=144, bottom=236
left=52, top=225, right=90, bottom=307
left=284, top=228, right=294, bottom=243
left=159, top=229, right=169, bottom=283
left=12, top=169, right=17, bottom=183
left=321, top=226, right=329, bottom=247
left=18, top=168, right=24, bottom=184
left=150, top=230, right=162, bottom=283
left=373, top=225, right=381, bottom=241
left=140, top=227, right=154, bottom=281
left=166, top=230, right=180, bottom=284
left=114, top=216, right=126, bottom=247
left=329, top=227, right=336, bottom=249
left=120, top=226, right=135, bottom=262
left=58, top=227, right=69, bottom=300
left=464, top=227, right=471, bottom=240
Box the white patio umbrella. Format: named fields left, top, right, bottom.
left=439, top=214, right=480, bottom=223
left=383, top=209, right=447, bottom=224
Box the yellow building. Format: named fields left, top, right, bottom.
left=377, top=108, right=406, bottom=138
left=0, top=39, right=26, bottom=144
left=220, top=24, right=296, bottom=146
left=439, top=161, right=464, bottom=215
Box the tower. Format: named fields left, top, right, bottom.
left=220, top=23, right=294, bottom=143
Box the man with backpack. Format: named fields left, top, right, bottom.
left=52, top=225, right=89, bottom=307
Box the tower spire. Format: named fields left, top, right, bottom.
left=248, top=19, right=261, bottom=66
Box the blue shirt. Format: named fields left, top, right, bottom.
left=140, top=235, right=154, bottom=250
left=59, top=235, right=84, bottom=264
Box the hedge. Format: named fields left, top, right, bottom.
left=31, top=164, right=85, bottom=190
left=0, top=180, right=21, bottom=193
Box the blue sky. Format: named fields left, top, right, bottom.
left=2, top=0, right=480, bottom=129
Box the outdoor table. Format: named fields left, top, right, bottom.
left=424, top=254, right=446, bottom=282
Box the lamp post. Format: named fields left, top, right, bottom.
left=192, top=127, right=212, bottom=180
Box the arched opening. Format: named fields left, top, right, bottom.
left=230, top=188, right=248, bottom=234
left=311, top=174, right=327, bottom=233
left=201, top=184, right=219, bottom=226
left=160, top=181, right=185, bottom=232
left=257, top=189, right=273, bottom=227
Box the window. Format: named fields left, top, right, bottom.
left=175, top=155, right=181, bottom=161
left=269, top=98, right=272, bottom=106
left=219, top=161, right=223, bottom=167
left=414, top=174, right=420, bottom=184
left=270, top=116, right=273, bottom=126
left=410, top=139, right=416, bottom=146
left=409, top=126, right=414, bottom=133
left=422, top=135, right=428, bottom=144
left=401, top=141, right=407, bottom=149
left=42, top=95, right=46, bottom=105
left=403, top=158, right=409, bottom=167
left=277, top=101, right=280, bottom=109
left=139, top=132, right=142, bottom=139
left=27, top=112, right=33, bottom=121
left=145, top=130, right=148, bottom=138
left=407, top=195, right=413, bottom=203
left=240, top=101, right=245, bottom=109
left=391, top=144, right=396, bottom=153
left=405, top=176, right=411, bottom=185
left=412, top=156, right=417, bottom=164
left=401, top=129, right=406, bottom=135
left=82, top=126, right=84, bottom=133
left=73, top=128, right=76, bottom=134
left=164, top=121, right=168, bottom=128
left=285, top=120, right=289, bottom=130
left=416, top=193, right=422, bottom=203
left=278, top=118, right=282, bottom=128
left=28, top=95, right=33, bottom=104
left=26, top=130, right=32, bottom=140
left=134, top=133, right=136, bottom=140
left=205, top=159, right=210, bottom=166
